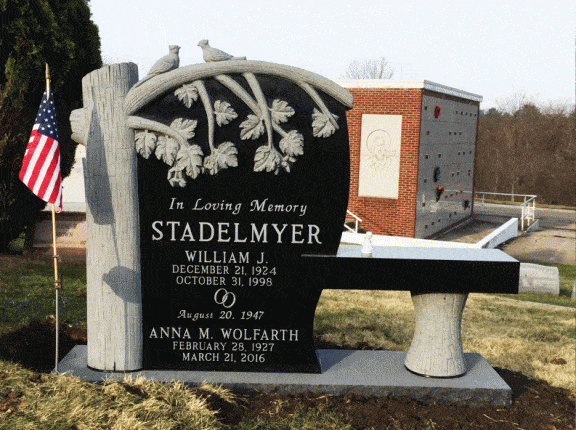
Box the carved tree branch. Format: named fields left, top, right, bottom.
left=298, top=81, right=339, bottom=130
left=194, top=80, right=215, bottom=152
left=126, top=116, right=190, bottom=149
left=215, top=75, right=260, bottom=114
left=70, top=101, right=95, bottom=146
left=243, top=72, right=273, bottom=147
left=215, top=74, right=289, bottom=138
left=124, top=61, right=353, bottom=116
left=271, top=121, right=289, bottom=138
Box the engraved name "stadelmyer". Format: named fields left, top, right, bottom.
left=151, top=221, right=321, bottom=244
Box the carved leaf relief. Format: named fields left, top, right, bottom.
left=254, top=145, right=290, bottom=175
left=135, top=130, right=157, bottom=159
left=213, top=100, right=238, bottom=126
left=171, top=117, right=197, bottom=140
left=270, top=99, right=294, bottom=124
left=204, top=142, right=238, bottom=175
left=279, top=130, right=304, bottom=158
left=312, top=108, right=339, bottom=138
left=133, top=72, right=343, bottom=186
left=155, top=136, right=180, bottom=166
left=176, top=144, right=204, bottom=179
left=175, top=84, right=198, bottom=108
left=240, top=114, right=265, bottom=140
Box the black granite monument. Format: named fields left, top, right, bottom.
left=133, top=69, right=352, bottom=372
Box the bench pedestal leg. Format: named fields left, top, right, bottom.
left=404, top=293, right=468, bottom=378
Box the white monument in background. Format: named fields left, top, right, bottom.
left=61, top=144, right=87, bottom=212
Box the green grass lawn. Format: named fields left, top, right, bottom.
left=315, top=289, right=575, bottom=393
left=0, top=252, right=574, bottom=429
left=499, top=263, right=576, bottom=308
left=1, top=246, right=573, bottom=331
left=2, top=253, right=573, bottom=387
left=0, top=257, right=87, bottom=332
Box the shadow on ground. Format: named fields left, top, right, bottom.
left=0, top=317, right=86, bottom=373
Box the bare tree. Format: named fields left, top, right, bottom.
left=495, top=90, right=536, bottom=115
left=341, top=57, right=394, bottom=79
left=541, top=99, right=574, bottom=116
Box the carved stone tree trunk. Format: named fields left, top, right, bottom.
left=71, top=63, right=142, bottom=371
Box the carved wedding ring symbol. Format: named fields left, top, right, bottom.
left=214, top=288, right=236, bottom=308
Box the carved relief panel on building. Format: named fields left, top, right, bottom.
left=358, top=114, right=402, bottom=199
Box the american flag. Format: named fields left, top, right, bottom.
left=19, top=90, right=63, bottom=212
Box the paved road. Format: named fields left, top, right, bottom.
left=474, top=203, right=575, bottom=230
left=473, top=203, right=575, bottom=265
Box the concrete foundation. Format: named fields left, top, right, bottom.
left=57, top=346, right=511, bottom=406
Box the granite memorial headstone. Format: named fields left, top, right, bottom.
left=67, top=45, right=519, bottom=406
left=131, top=66, right=352, bottom=372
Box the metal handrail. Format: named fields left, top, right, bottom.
left=474, top=191, right=537, bottom=201
left=520, top=195, right=536, bottom=230
left=474, top=192, right=537, bottom=230
left=345, top=210, right=362, bottom=233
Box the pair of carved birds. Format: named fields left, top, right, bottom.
left=133, top=45, right=180, bottom=87
left=135, top=40, right=245, bottom=86
left=197, top=39, right=246, bottom=62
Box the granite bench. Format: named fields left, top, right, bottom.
left=304, top=241, right=520, bottom=377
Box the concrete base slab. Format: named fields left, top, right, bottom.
left=56, top=346, right=511, bottom=406
left=519, top=262, right=560, bottom=294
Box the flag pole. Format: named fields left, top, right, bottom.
left=52, top=203, right=60, bottom=372
left=46, top=63, right=61, bottom=372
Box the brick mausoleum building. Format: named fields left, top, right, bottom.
left=336, top=80, right=482, bottom=239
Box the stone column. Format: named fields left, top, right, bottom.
left=404, top=293, right=468, bottom=377
left=71, top=63, right=142, bottom=371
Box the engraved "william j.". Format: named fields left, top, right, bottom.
left=184, top=250, right=251, bottom=264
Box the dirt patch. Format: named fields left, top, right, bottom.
left=238, top=382, right=575, bottom=429
left=0, top=254, right=29, bottom=270
left=0, top=319, right=573, bottom=429
left=0, top=317, right=86, bottom=373
left=500, top=228, right=576, bottom=266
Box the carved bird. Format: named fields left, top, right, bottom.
left=197, top=40, right=246, bottom=62
left=133, top=45, right=180, bottom=87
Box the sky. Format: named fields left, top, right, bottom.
left=89, top=0, right=574, bottom=110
